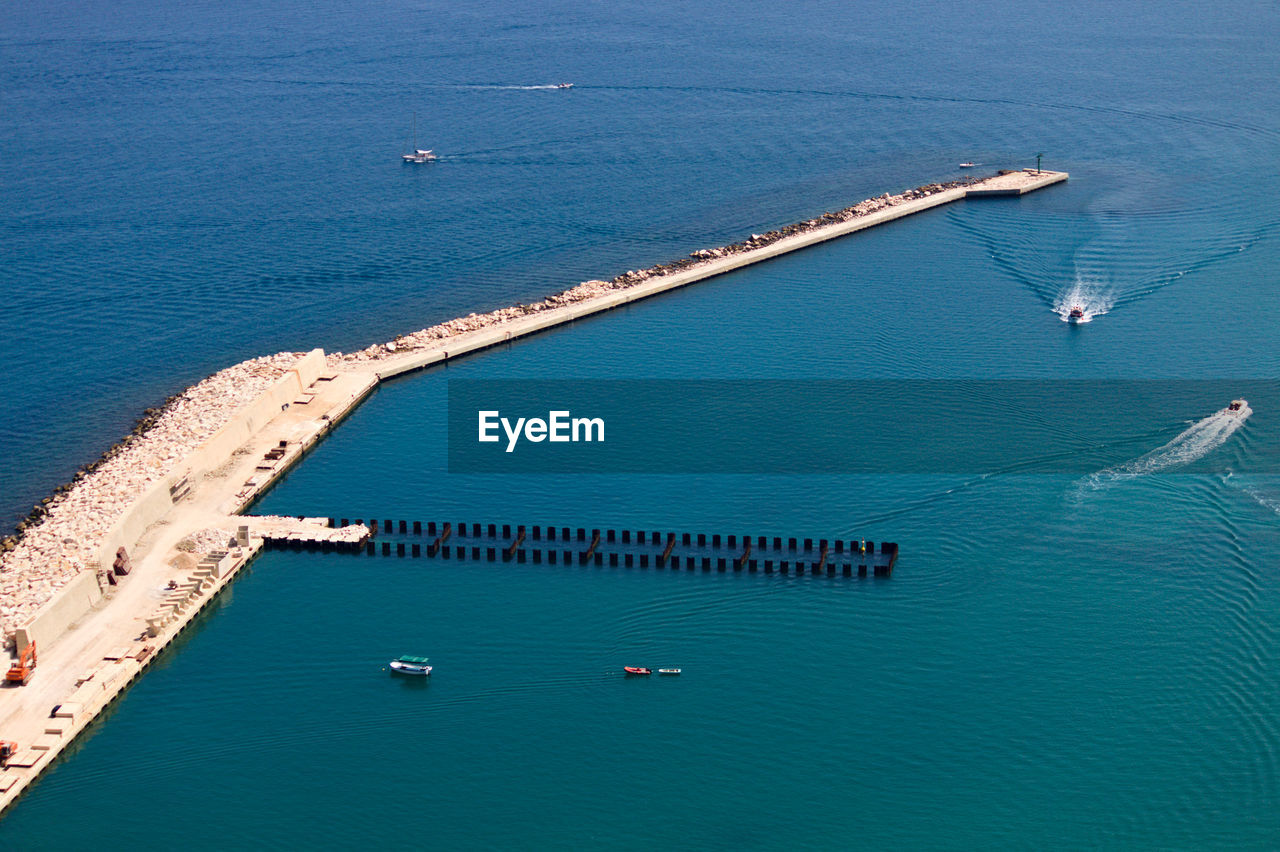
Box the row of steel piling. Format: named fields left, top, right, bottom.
left=334, top=518, right=894, bottom=557
left=261, top=518, right=898, bottom=576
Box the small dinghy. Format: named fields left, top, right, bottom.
left=624, top=666, right=651, bottom=676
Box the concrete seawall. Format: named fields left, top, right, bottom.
left=0, top=167, right=1066, bottom=815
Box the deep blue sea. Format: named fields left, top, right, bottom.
left=4, top=0, right=1280, bottom=847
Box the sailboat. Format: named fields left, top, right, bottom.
left=402, top=113, right=437, bottom=163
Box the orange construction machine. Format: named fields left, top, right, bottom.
left=6, top=641, right=37, bottom=685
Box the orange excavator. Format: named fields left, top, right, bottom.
left=6, top=641, right=37, bottom=685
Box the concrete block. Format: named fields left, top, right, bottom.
left=115, top=658, right=142, bottom=680
left=31, top=734, right=61, bottom=752
left=3, top=749, right=46, bottom=768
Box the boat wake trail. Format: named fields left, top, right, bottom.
left=1223, top=471, right=1280, bottom=517
left=1078, top=402, right=1251, bottom=491
left=464, top=84, right=568, bottom=90
left=1053, top=274, right=1115, bottom=323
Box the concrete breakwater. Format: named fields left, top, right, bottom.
left=0, top=354, right=302, bottom=639
left=1, top=168, right=1065, bottom=644
left=332, top=170, right=1066, bottom=368
left=1, top=166, right=1064, bottom=816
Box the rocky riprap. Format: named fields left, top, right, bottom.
left=1, top=353, right=301, bottom=644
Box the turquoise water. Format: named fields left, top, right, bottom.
left=4, top=0, right=1280, bottom=847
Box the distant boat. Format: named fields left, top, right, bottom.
left=389, top=655, right=432, bottom=675
left=1223, top=399, right=1248, bottom=417
left=657, top=668, right=681, bottom=675
left=958, top=162, right=978, bottom=168
left=623, top=666, right=651, bottom=676
left=1068, top=305, right=1085, bottom=322
left=556, top=82, right=573, bottom=89
left=401, top=113, right=437, bottom=164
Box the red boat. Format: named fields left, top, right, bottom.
left=624, top=666, right=652, bottom=676
left=1068, top=305, right=1085, bottom=322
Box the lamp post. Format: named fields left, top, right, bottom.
left=1035, top=152, right=1043, bottom=174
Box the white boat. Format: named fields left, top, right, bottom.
left=1068, top=305, right=1085, bottom=322
left=401, top=114, right=437, bottom=164
left=1223, top=399, right=1248, bottom=417
left=958, top=162, right=977, bottom=168
left=556, top=82, right=573, bottom=89
left=389, top=655, right=432, bottom=675
left=657, top=668, right=681, bottom=675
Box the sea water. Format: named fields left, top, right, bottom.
left=3, top=0, right=1280, bottom=847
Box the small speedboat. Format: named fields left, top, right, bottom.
left=556, top=82, right=574, bottom=89
left=624, top=666, right=651, bottom=676
left=1068, top=305, right=1085, bottom=322
left=389, top=655, right=432, bottom=675
left=1223, top=399, right=1248, bottom=417
left=958, top=162, right=977, bottom=168
left=657, top=668, right=681, bottom=675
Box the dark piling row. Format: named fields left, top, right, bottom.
left=306, top=519, right=900, bottom=576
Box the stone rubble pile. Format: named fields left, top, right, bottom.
left=247, top=515, right=370, bottom=543
left=177, top=528, right=238, bottom=555
left=329, top=178, right=979, bottom=367
left=1, top=353, right=302, bottom=644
